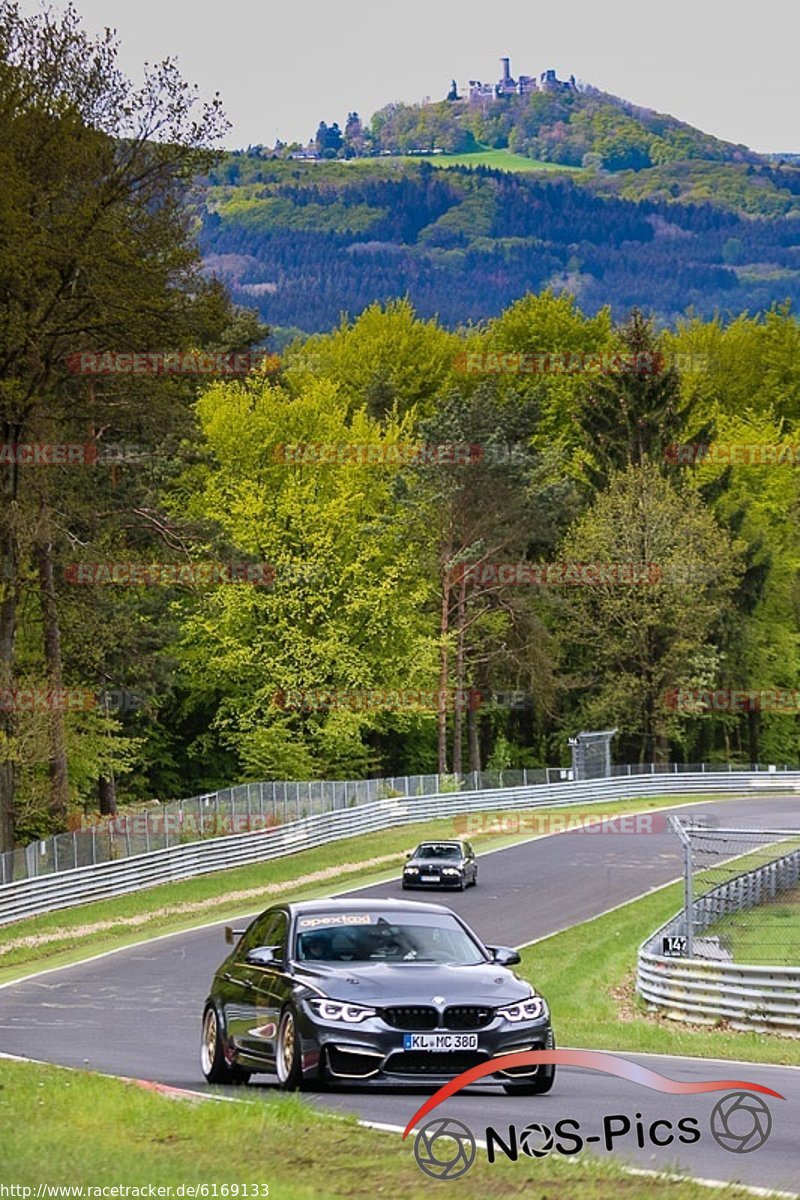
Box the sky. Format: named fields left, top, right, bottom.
left=20, top=0, right=800, bottom=152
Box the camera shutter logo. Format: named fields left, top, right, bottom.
left=520, top=1122, right=555, bottom=1158
left=710, top=1092, right=772, bottom=1153
left=414, top=1117, right=477, bottom=1180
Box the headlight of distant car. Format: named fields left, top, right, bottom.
left=495, top=995, right=549, bottom=1022
left=404, top=865, right=419, bottom=874
left=307, top=999, right=377, bottom=1023
left=441, top=867, right=461, bottom=875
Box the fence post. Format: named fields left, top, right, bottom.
left=669, top=816, right=694, bottom=959
left=53, top=835, right=58, bottom=874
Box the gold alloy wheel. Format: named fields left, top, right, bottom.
left=201, top=1007, right=217, bottom=1075
left=277, top=1010, right=296, bottom=1082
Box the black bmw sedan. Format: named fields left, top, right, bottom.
left=402, top=839, right=478, bottom=889
left=201, top=898, right=554, bottom=1093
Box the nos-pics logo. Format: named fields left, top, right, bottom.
left=404, top=1050, right=783, bottom=1180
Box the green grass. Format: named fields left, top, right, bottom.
left=0, top=1057, right=768, bottom=1196
left=405, top=148, right=580, bottom=173
left=704, top=885, right=800, bottom=966
left=518, top=881, right=800, bottom=1065
left=0, top=795, right=733, bottom=986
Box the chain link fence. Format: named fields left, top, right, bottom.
left=668, top=815, right=800, bottom=965
left=1, top=760, right=795, bottom=886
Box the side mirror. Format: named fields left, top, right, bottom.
left=405, top=851, right=414, bottom=859
left=245, top=945, right=278, bottom=967
left=489, top=945, right=521, bottom=967
left=225, top=925, right=246, bottom=945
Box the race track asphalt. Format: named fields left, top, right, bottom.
left=1, top=794, right=799, bottom=1193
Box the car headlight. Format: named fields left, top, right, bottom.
left=404, top=865, right=419, bottom=874
left=308, top=998, right=377, bottom=1023
left=442, top=867, right=461, bottom=875
left=495, top=995, right=548, bottom=1022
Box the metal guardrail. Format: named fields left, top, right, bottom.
left=638, top=840, right=800, bottom=1035
left=2, top=761, right=794, bottom=886
left=1, top=767, right=578, bottom=886
left=1, top=769, right=797, bottom=927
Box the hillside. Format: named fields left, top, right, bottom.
left=196, top=156, right=800, bottom=337
left=364, top=75, right=763, bottom=171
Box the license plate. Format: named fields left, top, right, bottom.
left=403, top=1033, right=478, bottom=1051
left=420, top=875, right=439, bottom=882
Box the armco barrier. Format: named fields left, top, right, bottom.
left=638, top=841, right=800, bottom=1035
left=1, top=770, right=797, bottom=927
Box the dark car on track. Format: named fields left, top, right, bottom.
left=201, top=898, right=554, bottom=1093
left=402, top=839, right=478, bottom=890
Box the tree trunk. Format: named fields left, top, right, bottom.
left=747, top=707, right=759, bottom=767
left=437, top=559, right=452, bottom=774
left=0, top=436, right=19, bottom=854
left=98, top=775, right=117, bottom=816
left=35, top=526, right=69, bottom=825
left=452, top=570, right=467, bottom=777
left=467, top=700, right=481, bottom=774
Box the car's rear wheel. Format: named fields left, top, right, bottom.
left=201, top=1003, right=251, bottom=1085
left=276, top=1005, right=304, bottom=1090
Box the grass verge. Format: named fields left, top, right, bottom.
left=518, top=882, right=800, bottom=1066
left=0, top=1057, right=768, bottom=1197
left=704, top=885, right=800, bottom=965
left=0, top=795, right=729, bottom=986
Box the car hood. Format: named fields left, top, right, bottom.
left=293, top=960, right=534, bottom=1006
left=407, top=858, right=463, bottom=868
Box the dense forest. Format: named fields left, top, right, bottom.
left=1, top=7, right=798, bottom=855
left=197, top=158, right=800, bottom=336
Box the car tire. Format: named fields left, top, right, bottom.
left=502, top=1043, right=556, bottom=1096
left=200, top=1002, right=251, bottom=1086
left=276, top=1004, right=305, bottom=1091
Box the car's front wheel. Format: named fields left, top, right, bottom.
left=201, top=1003, right=251, bottom=1085
left=276, top=1005, right=305, bottom=1090
left=502, top=1056, right=556, bottom=1095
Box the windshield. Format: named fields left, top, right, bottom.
left=413, top=844, right=461, bottom=860
left=294, top=916, right=485, bottom=964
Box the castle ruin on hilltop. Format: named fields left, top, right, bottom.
left=461, top=57, right=577, bottom=103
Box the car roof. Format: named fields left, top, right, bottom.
left=414, top=839, right=464, bottom=846
left=283, top=897, right=458, bottom=916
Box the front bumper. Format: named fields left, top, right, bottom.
left=402, top=872, right=463, bottom=888
left=295, top=1004, right=554, bottom=1084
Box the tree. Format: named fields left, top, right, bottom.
left=0, top=2, right=244, bottom=850
left=574, top=310, right=702, bottom=489
left=556, top=464, right=742, bottom=762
